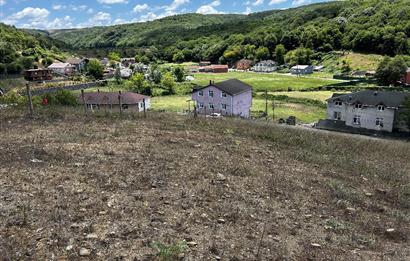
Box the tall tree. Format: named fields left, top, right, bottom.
left=375, top=56, right=407, bottom=86
left=275, top=45, right=286, bottom=65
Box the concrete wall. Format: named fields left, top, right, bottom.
left=232, top=90, right=252, bottom=118
left=87, top=98, right=150, bottom=113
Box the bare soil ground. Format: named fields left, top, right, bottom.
left=0, top=108, right=409, bottom=260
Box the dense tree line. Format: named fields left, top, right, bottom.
left=51, top=0, right=410, bottom=64
left=0, top=23, right=65, bottom=75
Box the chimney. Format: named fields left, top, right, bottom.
left=209, top=80, right=212, bottom=85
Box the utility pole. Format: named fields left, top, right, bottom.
left=118, top=91, right=123, bottom=115
left=143, top=98, right=146, bottom=118
left=81, top=89, right=87, bottom=114
left=26, top=83, right=34, bottom=117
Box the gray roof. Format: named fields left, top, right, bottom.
left=66, top=58, right=84, bottom=65
left=195, top=79, right=252, bottom=96
left=328, top=90, right=410, bottom=108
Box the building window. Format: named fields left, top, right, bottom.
left=354, top=103, right=362, bottom=109
left=122, top=104, right=129, bottom=110
left=378, top=105, right=385, bottom=111
left=198, top=91, right=203, bottom=96
left=221, top=92, right=227, bottom=98
left=209, top=103, right=214, bottom=109
left=221, top=104, right=227, bottom=110
left=209, top=90, right=214, bottom=97
left=376, top=118, right=384, bottom=128
left=198, top=102, right=204, bottom=109
left=333, top=111, right=341, bottom=120
left=335, top=101, right=342, bottom=106
left=353, top=115, right=361, bottom=125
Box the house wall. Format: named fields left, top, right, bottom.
left=232, top=90, right=252, bottom=118
left=192, top=86, right=233, bottom=116
left=327, top=101, right=396, bottom=132
left=404, top=71, right=410, bottom=84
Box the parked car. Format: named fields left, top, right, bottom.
left=206, top=113, right=223, bottom=119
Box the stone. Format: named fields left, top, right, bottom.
left=30, top=158, right=43, bottom=163
left=386, top=228, right=395, bottom=233
left=311, top=243, right=321, bottom=248
left=74, top=163, right=85, bottom=167
left=365, top=192, right=373, bottom=197
left=79, top=248, right=91, bottom=256
left=65, top=245, right=73, bottom=251
left=217, top=218, right=226, bottom=224
left=187, top=241, right=197, bottom=247
left=86, top=233, right=98, bottom=239
left=216, top=173, right=226, bottom=181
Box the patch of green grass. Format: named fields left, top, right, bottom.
left=151, top=95, right=326, bottom=123
left=150, top=240, right=187, bottom=260
left=191, top=72, right=342, bottom=92
left=268, top=91, right=346, bottom=102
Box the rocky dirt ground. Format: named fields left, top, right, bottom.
left=0, top=109, right=409, bottom=260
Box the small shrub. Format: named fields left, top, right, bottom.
left=150, top=240, right=187, bottom=261
left=328, top=180, right=361, bottom=204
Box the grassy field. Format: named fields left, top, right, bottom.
left=191, top=72, right=343, bottom=92
left=321, top=52, right=384, bottom=73
left=269, top=91, right=347, bottom=102
left=151, top=95, right=326, bottom=123
left=1, top=108, right=409, bottom=260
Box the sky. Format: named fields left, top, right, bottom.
left=0, top=0, right=330, bottom=29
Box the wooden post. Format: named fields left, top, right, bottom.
left=265, top=90, right=268, bottom=119
left=143, top=98, right=146, bottom=118
left=118, top=91, right=123, bottom=115
left=272, top=100, right=275, bottom=122
left=81, top=90, right=87, bottom=114
left=194, top=105, right=197, bottom=118
left=26, top=83, right=34, bottom=117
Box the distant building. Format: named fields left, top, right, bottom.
left=199, top=61, right=211, bottom=67
left=48, top=63, right=75, bottom=76
left=402, top=68, right=410, bottom=85
left=120, top=68, right=133, bottom=78
left=197, top=64, right=228, bottom=73
left=313, top=65, right=324, bottom=72
left=290, top=65, right=314, bottom=75
left=66, top=58, right=87, bottom=73
left=192, top=79, right=253, bottom=118
left=253, top=60, right=277, bottom=73
left=79, top=91, right=150, bottom=113
left=318, top=90, right=410, bottom=133
left=101, top=58, right=109, bottom=68
left=235, top=59, right=253, bottom=71
left=24, top=69, right=53, bottom=82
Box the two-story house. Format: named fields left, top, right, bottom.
left=191, top=79, right=253, bottom=118
left=319, top=90, right=410, bottom=133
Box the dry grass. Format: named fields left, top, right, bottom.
left=0, top=107, right=409, bottom=260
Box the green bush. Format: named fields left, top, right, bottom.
left=42, top=90, right=78, bottom=106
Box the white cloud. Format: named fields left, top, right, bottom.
left=88, top=11, right=112, bottom=25
left=8, top=7, right=50, bottom=22
left=133, top=4, right=149, bottom=13
left=52, top=4, right=64, bottom=10
left=0, top=0, right=6, bottom=6
left=292, top=0, right=311, bottom=6
left=269, top=0, right=286, bottom=5
left=166, top=0, right=190, bottom=12
left=243, top=7, right=252, bottom=15
left=196, top=0, right=223, bottom=15
left=252, top=0, right=264, bottom=6
left=97, top=0, right=128, bottom=4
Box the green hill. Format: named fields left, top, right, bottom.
left=0, top=23, right=66, bottom=75
left=48, top=0, right=410, bottom=62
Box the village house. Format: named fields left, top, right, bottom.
left=317, top=90, right=410, bottom=133
left=313, top=65, right=324, bottom=72
left=24, top=69, right=53, bottom=82
left=191, top=79, right=253, bottom=118
left=252, top=60, right=277, bottom=73
left=235, top=59, right=253, bottom=71
left=79, top=91, right=150, bottom=113
left=199, top=61, right=211, bottom=67
left=290, top=65, right=314, bottom=75
left=66, top=58, right=87, bottom=73
left=196, top=64, right=228, bottom=73
left=48, top=62, right=75, bottom=76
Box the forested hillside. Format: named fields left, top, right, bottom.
left=48, top=0, right=410, bottom=63
left=0, top=23, right=66, bottom=75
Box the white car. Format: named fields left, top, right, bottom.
left=206, top=113, right=223, bottom=119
